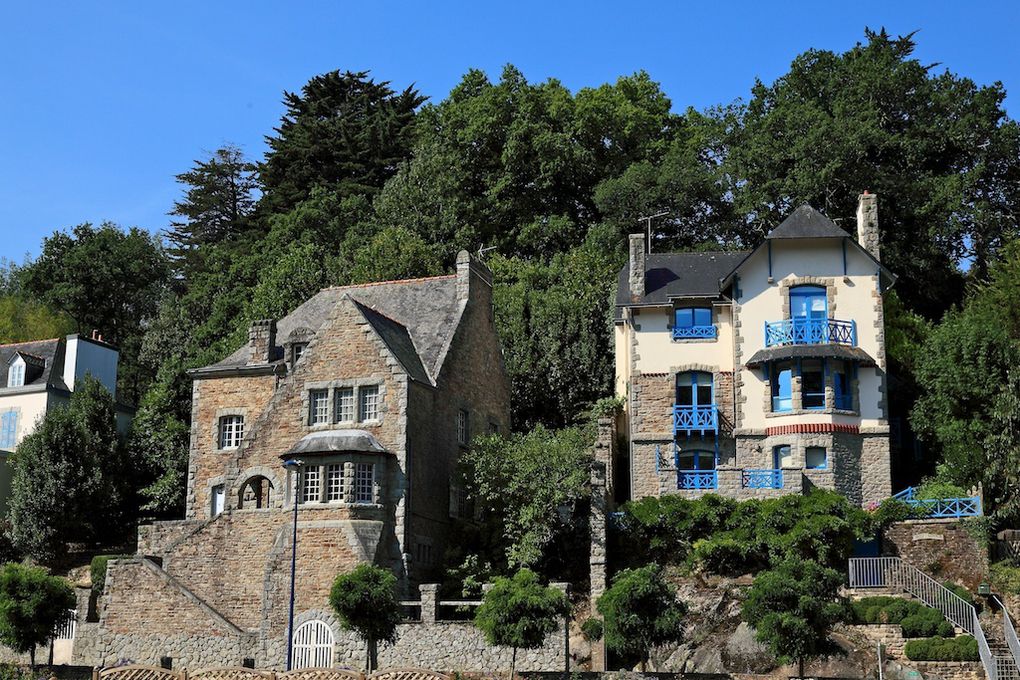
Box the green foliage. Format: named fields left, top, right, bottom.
left=741, top=558, right=848, bottom=673
left=597, top=564, right=687, bottom=666
left=915, top=479, right=971, bottom=500
left=90, top=555, right=131, bottom=596
left=590, top=397, right=624, bottom=420
left=461, top=426, right=593, bottom=570
left=261, top=70, right=426, bottom=213
left=990, top=561, right=1020, bottom=596
left=942, top=582, right=976, bottom=608
left=0, top=295, right=74, bottom=343
left=870, top=498, right=928, bottom=525
left=328, top=564, right=401, bottom=660
left=8, top=376, right=131, bottom=563
left=474, top=569, right=567, bottom=672
left=850, top=597, right=954, bottom=638
left=904, top=636, right=979, bottom=661
left=580, top=617, right=604, bottom=642
left=614, top=489, right=870, bottom=574
left=0, top=564, right=75, bottom=668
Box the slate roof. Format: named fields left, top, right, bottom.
left=744, top=343, right=877, bottom=368
left=0, top=339, right=66, bottom=390
left=766, top=204, right=853, bottom=240
left=283, top=429, right=389, bottom=457
left=201, top=275, right=461, bottom=385
left=615, top=251, right=750, bottom=308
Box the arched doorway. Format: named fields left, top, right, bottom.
left=292, top=619, right=335, bottom=669
left=238, top=475, right=274, bottom=509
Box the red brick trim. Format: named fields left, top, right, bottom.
left=766, top=423, right=860, bottom=436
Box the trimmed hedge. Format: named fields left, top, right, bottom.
left=904, top=635, right=979, bottom=661
left=851, top=596, right=954, bottom=638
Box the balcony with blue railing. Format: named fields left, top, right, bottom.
left=678, top=470, right=718, bottom=490
left=742, top=469, right=783, bottom=490
left=764, top=318, right=857, bottom=348
left=892, top=487, right=982, bottom=518
left=672, top=404, right=719, bottom=437
left=672, top=324, right=717, bottom=340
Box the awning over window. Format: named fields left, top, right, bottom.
left=281, top=429, right=388, bottom=458
left=744, top=344, right=877, bottom=368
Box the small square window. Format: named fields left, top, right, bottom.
left=309, top=390, right=330, bottom=424
left=218, top=415, right=245, bottom=449
left=355, top=463, right=374, bottom=504
left=335, top=387, right=355, bottom=422
left=773, top=445, right=793, bottom=469
left=359, top=386, right=379, bottom=422
left=457, top=409, right=469, bottom=445
left=300, top=466, right=321, bottom=504
left=326, top=464, right=343, bottom=502
left=806, top=447, right=828, bottom=470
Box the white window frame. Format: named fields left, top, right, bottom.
left=326, top=464, right=344, bottom=502
left=354, top=463, right=374, bottom=504
left=334, top=387, right=355, bottom=423
left=210, top=484, right=225, bottom=517
left=358, top=386, right=379, bottom=422
left=300, top=466, right=321, bottom=504
left=218, top=415, right=245, bottom=449
left=309, top=390, right=330, bottom=425
left=7, top=361, right=25, bottom=388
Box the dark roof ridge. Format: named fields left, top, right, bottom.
left=323, top=273, right=456, bottom=292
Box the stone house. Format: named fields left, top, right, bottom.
left=0, top=332, right=131, bottom=513
left=85, top=251, right=509, bottom=669
left=614, top=193, right=895, bottom=505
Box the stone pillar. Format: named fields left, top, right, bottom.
left=550, top=582, right=571, bottom=673
left=418, top=583, right=439, bottom=624
left=629, top=233, right=646, bottom=301
left=857, top=191, right=880, bottom=262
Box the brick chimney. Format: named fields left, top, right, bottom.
left=856, top=191, right=880, bottom=262
left=629, top=233, right=646, bottom=301
left=247, top=319, right=277, bottom=365
left=456, top=249, right=493, bottom=302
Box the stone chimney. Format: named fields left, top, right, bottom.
left=629, top=233, right=646, bottom=301
left=856, top=191, right=880, bottom=261
left=247, top=319, right=277, bottom=365
left=456, top=250, right=493, bottom=302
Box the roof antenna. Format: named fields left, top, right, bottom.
left=638, top=212, right=669, bottom=254
left=477, top=245, right=497, bottom=258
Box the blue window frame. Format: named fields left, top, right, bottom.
left=673, top=307, right=716, bottom=339
left=790, top=286, right=827, bottom=320
left=677, top=449, right=716, bottom=471
left=806, top=446, right=828, bottom=470
left=773, top=445, right=793, bottom=469
left=676, top=371, right=713, bottom=407
left=0, top=412, right=16, bottom=449
left=771, top=362, right=793, bottom=412
left=834, top=361, right=853, bottom=410
left=801, top=359, right=825, bottom=410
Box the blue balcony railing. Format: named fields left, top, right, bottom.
left=672, top=325, right=718, bottom=340
left=672, top=404, right=719, bottom=436
left=678, top=470, right=718, bottom=490
left=742, top=469, right=784, bottom=489
left=891, top=487, right=983, bottom=518
left=764, top=318, right=857, bottom=347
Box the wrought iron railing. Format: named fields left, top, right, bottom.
left=672, top=404, right=719, bottom=436
left=764, top=318, right=857, bottom=347
left=742, top=469, right=783, bottom=489
left=849, top=557, right=1001, bottom=680
left=672, top=325, right=718, bottom=340
left=677, top=470, right=718, bottom=490
left=891, top=487, right=983, bottom=518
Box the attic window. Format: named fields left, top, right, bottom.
left=7, top=362, right=25, bottom=388
left=292, top=343, right=308, bottom=364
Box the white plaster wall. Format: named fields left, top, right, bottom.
left=735, top=239, right=886, bottom=430
left=632, top=304, right=735, bottom=373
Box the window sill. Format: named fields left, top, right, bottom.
left=671, top=337, right=718, bottom=344
left=765, top=408, right=861, bottom=418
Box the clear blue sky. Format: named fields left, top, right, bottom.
left=2, top=1, right=1018, bottom=261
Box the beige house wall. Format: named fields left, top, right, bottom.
left=631, top=304, right=735, bottom=374
left=735, top=239, right=887, bottom=431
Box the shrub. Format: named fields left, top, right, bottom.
left=580, top=617, right=604, bottom=641
left=597, top=564, right=687, bottom=670
left=0, top=564, right=76, bottom=669
left=991, top=560, right=1020, bottom=596
left=90, top=554, right=131, bottom=595
left=904, top=636, right=979, bottom=661
left=329, top=565, right=400, bottom=671
left=851, top=597, right=954, bottom=637
left=915, top=479, right=970, bottom=501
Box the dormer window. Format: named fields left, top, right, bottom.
left=7, top=360, right=25, bottom=388
left=673, top=307, right=716, bottom=340
left=292, top=343, right=308, bottom=364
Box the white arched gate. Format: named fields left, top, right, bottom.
left=292, top=619, right=335, bottom=669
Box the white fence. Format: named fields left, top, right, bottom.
left=53, top=609, right=77, bottom=641
left=849, top=557, right=1008, bottom=680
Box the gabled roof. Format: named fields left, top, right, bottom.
left=766, top=204, right=853, bottom=240
left=615, top=251, right=750, bottom=308
left=0, top=339, right=67, bottom=390
left=199, top=275, right=462, bottom=384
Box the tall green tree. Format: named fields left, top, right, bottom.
left=0, top=564, right=75, bottom=670
left=19, top=222, right=170, bottom=401
left=741, top=558, right=848, bottom=678
left=166, top=144, right=259, bottom=276
left=261, top=70, right=426, bottom=213
left=474, top=569, right=568, bottom=679
left=8, top=376, right=131, bottom=564
left=597, top=564, right=688, bottom=670
left=0, top=295, right=74, bottom=343
left=329, top=565, right=401, bottom=671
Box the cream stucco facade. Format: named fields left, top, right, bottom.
left=614, top=196, right=893, bottom=506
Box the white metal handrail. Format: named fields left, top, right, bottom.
left=849, top=557, right=998, bottom=680
left=994, top=596, right=1020, bottom=677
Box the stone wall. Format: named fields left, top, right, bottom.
left=911, top=661, right=985, bottom=680
left=137, top=520, right=203, bottom=556
left=852, top=624, right=907, bottom=659
left=882, top=519, right=990, bottom=591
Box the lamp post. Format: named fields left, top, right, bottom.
left=282, top=458, right=303, bottom=671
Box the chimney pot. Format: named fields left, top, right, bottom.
left=628, top=233, right=646, bottom=301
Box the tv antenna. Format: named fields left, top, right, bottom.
left=638, top=211, right=669, bottom=253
